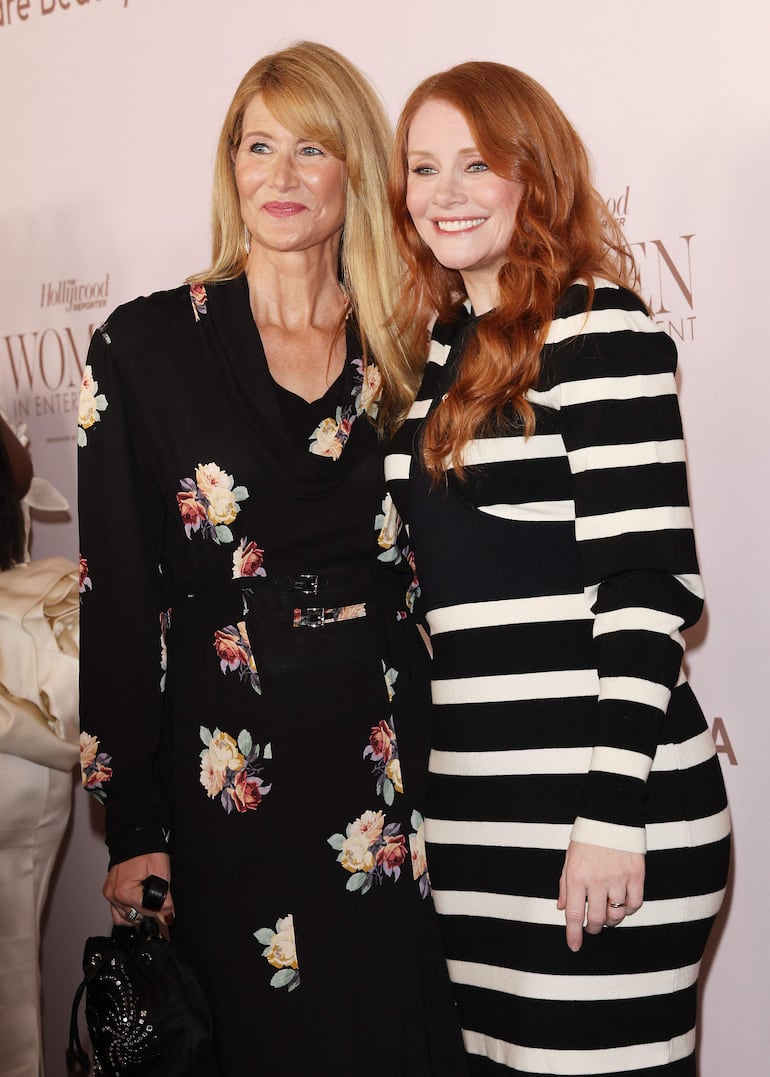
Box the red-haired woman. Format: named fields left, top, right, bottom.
left=383, top=62, right=730, bottom=1076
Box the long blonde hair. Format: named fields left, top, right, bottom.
left=387, top=61, right=637, bottom=477
left=191, top=41, right=414, bottom=398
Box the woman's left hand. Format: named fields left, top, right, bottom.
left=558, top=841, right=645, bottom=952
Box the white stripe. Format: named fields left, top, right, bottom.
left=526, top=384, right=561, bottom=409
left=447, top=957, right=699, bottom=1002
left=570, top=817, right=647, bottom=854
left=432, top=668, right=599, bottom=705
left=592, top=606, right=684, bottom=642
left=546, top=304, right=665, bottom=345
left=462, top=1027, right=695, bottom=1074
left=588, top=746, right=652, bottom=782
left=428, top=729, right=716, bottom=778
left=646, top=807, right=731, bottom=852
left=427, top=807, right=730, bottom=852
left=427, top=592, right=592, bottom=636
left=406, top=398, right=431, bottom=419
left=651, top=729, right=717, bottom=771
left=479, top=499, right=575, bottom=523
left=676, top=572, right=705, bottom=599
left=568, top=438, right=686, bottom=474
left=599, top=675, right=671, bottom=711
left=430, top=745, right=593, bottom=777
left=383, top=453, right=411, bottom=482
left=455, top=434, right=566, bottom=468
left=573, top=807, right=731, bottom=854
left=576, top=505, right=693, bottom=542
left=560, top=371, right=674, bottom=406
left=427, top=338, right=452, bottom=367
left=432, top=887, right=726, bottom=929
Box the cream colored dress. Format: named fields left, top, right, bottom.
left=0, top=557, right=79, bottom=1077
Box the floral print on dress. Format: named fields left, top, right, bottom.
left=214, top=620, right=261, bottom=694
left=408, top=811, right=431, bottom=899
left=80, top=732, right=112, bottom=803
left=374, top=495, right=421, bottom=614
left=352, top=357, right=381, bottom=420
left=177, top=461, right=248, bottom=545
left=79, top=556, right=92, bottom=594
left=254, top=914, right=300, bottom=992
left=77, top=365, right=108, bottom=447
left=364, top=663, right=402, bottom=805
left=308, top=357, right=382, bottom=458
left=328, top=810, right=408, bottom=894
left=199, top=726, right=272, bottom=814
left=232, top=537, right=267, bottom=579
left=189, top=283, right=208, bottom=322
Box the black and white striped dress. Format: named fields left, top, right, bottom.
left=384, top=280, right=730, bottom=1076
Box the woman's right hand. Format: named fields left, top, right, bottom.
left=102, top=852, right=174, bottom=926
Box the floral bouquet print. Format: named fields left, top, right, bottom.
left=177, top=461, right=248, bottom=545
left=328, top=809, right=408, bottom=894
left=199, top=727, right=272, bottom=814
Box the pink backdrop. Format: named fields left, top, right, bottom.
left=1, top=1, right=766, bottom=1071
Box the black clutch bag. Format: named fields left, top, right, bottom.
left=67, top=915, right=220, bottom=1076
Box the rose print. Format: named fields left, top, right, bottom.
left=199, top=726, right=271, bottom=814
left=77, top=365, right=108, bottom=447
left=328, top=811, right=406, bottom=895
left=213, top=621, right=261, bottom=694
left=189, top=283, right=208, bottom=321
left=307, top=354, right=380, bottom=460
left=232, top=537, right=267, bottom=579
left=254, top=914, right=300, bottom=992
left=80, top=731, right=112, bottom=804
left=409, top=811, right=431, bottom=899
left=79, top=556, right=92, bottom=594
left=177, top=461, right=248, bottom=545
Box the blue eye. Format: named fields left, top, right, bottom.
left=299, top=145, right=324, bottom=157
left=249, top=141, right=270, bottom=155
left=467, top=160, right=489, bottom=172
left=411, top=165, right=437, bottom=176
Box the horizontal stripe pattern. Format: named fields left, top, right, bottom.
left=432, top=887, right=727, bottom=929
left=448, top=958, right=700, bottom=1001
left=462, top=1027, right=695, bottom=1075
left=425, top=811, right=732, bottom=854
left=429, top=728, right=718, bottom=777
left=384, top=279, right=729, bottom=1072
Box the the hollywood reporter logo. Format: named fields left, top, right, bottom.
left=606, top=186, right=695, bottom=344
left=40, top=273, right=109, bottom=314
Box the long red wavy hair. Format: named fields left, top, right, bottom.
left=387, top=62, right=637, bottom=479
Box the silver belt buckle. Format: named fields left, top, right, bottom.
left=297, top=606, right=325, bottom=628
left=294, top=574, right=319, bottom=595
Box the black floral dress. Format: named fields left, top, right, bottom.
left=78, top=277, right=467, bottom=1076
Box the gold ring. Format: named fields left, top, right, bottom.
left=607, top=900, right=626, bottom=909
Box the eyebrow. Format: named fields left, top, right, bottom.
left=406, top=146, right=480, bottom=157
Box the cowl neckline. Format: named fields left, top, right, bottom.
left=201, top=275, right=374, bottom=501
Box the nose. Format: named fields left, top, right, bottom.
left=432, top=170, right=466, bottom=208
left=270, top=151, right=299, bottom=191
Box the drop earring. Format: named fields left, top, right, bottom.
left=243, top=225, right=251, bottom=254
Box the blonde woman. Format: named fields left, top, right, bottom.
left=79, top=43, right=466, bottom=1075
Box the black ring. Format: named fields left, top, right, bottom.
left=142, top=874, right=169, bottom=911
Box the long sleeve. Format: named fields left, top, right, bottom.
left=535, top=281, right=703, bottom=854
left=78, top=322, right=169, bottom=864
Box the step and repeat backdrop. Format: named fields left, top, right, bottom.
left=1, top=0, right=767, bottom=1071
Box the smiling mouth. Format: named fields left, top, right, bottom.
left=434, top=218, right=486, bottom=233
